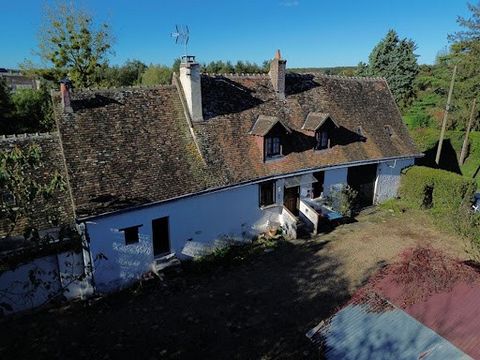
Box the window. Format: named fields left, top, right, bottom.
left=259, top=181, right=276, bottom=207
left=120, top=225, right=142, bottom=245
left=315, top=130, right=329, bottom=150
left=265, top=136, right=281, bottom=158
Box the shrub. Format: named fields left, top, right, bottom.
left=399, top=166, right=479, bottom=245
left=400, top=166, right=476, bottom=211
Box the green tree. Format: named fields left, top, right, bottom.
left=0, top=145, right=65, bottom=238
left=37, top=1, right=113, bottom=88
left=11, top=85, right=54, bottom=132
left=98, top=60, right=147, bottom=87
left=0, top=78, right=14, bottom=133
left=360, top=30, right=419, bottom=108
left=172, top=58, right=181, bottom=74
left=141, top=65, right=173, bottom=85
left=444, top=1, right=480, bottom=129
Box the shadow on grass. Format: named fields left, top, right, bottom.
left=0, top=239, right=351, bottom=359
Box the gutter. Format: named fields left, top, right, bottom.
left=77, top=153, right=422, bottom=222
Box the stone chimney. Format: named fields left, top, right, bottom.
left=269, top=50, right=287, bottom=100
left=179, top=55, right=203, bottom=122
left=60, top=78, right=73, bottom=113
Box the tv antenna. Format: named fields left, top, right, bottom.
left=171, top=24, right=190, bottom=57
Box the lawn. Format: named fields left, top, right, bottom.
left=409, top=127, right=480, bottom=189
left=0, top=208, right=473, bottom=359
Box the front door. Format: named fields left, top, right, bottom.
left=152, top=217, right=170, bottom=256
left=284, top=186, right=300, bottom=216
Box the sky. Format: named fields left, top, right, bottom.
left=0, top=0, right=474, bottom=69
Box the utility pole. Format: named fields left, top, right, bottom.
left=436, top=65, right=457, bottom=165
left=459, top=98, right=477, bottom=165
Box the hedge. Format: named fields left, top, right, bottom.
left=400, top=166, right=476, bottom=211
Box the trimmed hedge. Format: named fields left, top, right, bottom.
left=400, top=166, right=476, bottom=211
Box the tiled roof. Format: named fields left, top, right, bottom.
left=55, top=73, right=420, bottom=217
left=302, top=112, right=337, bottom=131
left=195, top=73, right=419, bottom=185
left=54, top=86, right=220, bottom=217
left=0, top=133, right=74, bottom=237
left=249, top=115, right=291, bottom=136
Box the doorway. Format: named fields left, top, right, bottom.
left=152, top=217, right=170, bottom=257
left=312, top=171, right=325, bottom=199
left=284, top=186, right=300, bottom=216
left=347, top=164, right=378, bottom=208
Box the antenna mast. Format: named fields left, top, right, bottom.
left=171, top=25, right=190, bottom=58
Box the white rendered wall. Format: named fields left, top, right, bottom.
left=323, top=168, right=348, bottom=196
left=374, top=158, right=414, bottom=204
left=85, top=183, right=274, bottom=292
left=0, top=251, right=90, bottom=315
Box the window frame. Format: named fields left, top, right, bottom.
left=120, top=225, right=142, bottom=245
left=259, top=181, right=276, bottom=207
left=265, top=136, right=282, bottom=159
left=315, top=129, right=330, bottom=150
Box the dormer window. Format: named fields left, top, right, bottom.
left=315, top=130, right=330, bottom=150
left=265, top=136, right=281, bottom=157
left=303, top=112, right=339, bottom=151
left=249, top=115, right=291, bottom=162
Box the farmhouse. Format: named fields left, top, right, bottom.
left=1, top=51, right=421, bottom=293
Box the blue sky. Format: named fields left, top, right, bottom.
left=0, top=0, right=473, bottom=69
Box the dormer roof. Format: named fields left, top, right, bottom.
left=249, top=115, right=291, bottom=136
left=302, top=112, right=339, bottom=131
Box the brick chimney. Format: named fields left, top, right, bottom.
left=269, top=50, right=287, bottom=100
left=60, top=78, right=73, bottom=113
left=179, top=55, right=203, bottom=122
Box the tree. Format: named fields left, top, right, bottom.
left=98, top=60, right=147, bottom=87
left=0, top=145, right=65, bottom=239
left=37, top=1, right=113, bottom=88
left=444, top=1, right=480, bottom=130
left=0, top=78, right=14, bottom=133
left=141, top=65, right=173, bottom=85
left=360, top=30, right=419, bottom=108
left=11, top=85, right=54, bottom=132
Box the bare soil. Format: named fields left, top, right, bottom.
left=0, top=208, right=473, bottom=359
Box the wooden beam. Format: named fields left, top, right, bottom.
left=436, top=65, right=457, bottom=165
left=459, top=98, right=477, bottom=165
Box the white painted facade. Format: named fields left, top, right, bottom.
left=0, top=250, right=91, bottom=315
left=84, top=158, right=414, bottom=293
left=374, top=158, right=414, bottom=204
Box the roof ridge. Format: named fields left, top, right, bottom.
left=202, top=73, right=269, bottom=78
left=0, top=131, right=56, bottom=142
left=287, top=72, right=386, bottom=82
left=67, top=84, right=177, bottom=93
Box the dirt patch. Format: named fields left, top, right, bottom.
left=352, top=246, right=480, bottom=359
left=0, top=208, right=473, bottom=359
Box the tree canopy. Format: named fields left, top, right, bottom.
left=357, top=29, right=419, bottom=108
left=37, top=1, right=113, bottom=88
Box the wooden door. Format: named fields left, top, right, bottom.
left=284, top=186, right=300, bottom=216
left=152, top=217, right=170, bottom=256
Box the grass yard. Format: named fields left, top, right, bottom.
left=0, top=208, right=474, bottom=359
left=409, top=127, right=480, bottom=189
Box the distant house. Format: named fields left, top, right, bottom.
left=1, top=51, right=422, bottom=293
left=0, top=69, right=40, bottom=91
